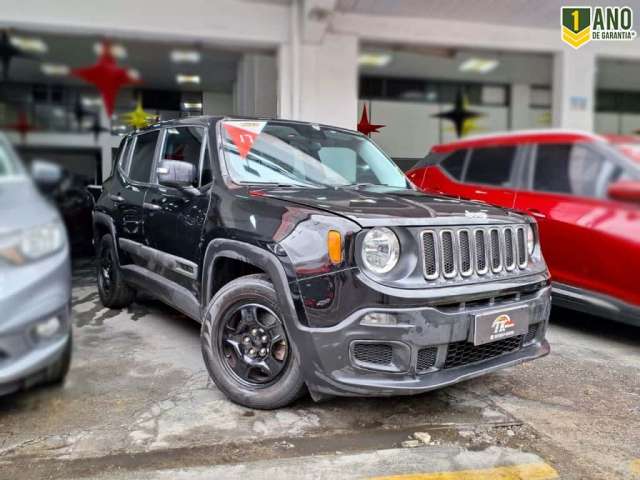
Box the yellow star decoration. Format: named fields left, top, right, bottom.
left=122, top=98, right=156, bottom=129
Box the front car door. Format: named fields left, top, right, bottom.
left=143, top=125, right=212, bottom=295
left=514, top=141, right=640, bottom=311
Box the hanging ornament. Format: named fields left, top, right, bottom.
left=71, top=41, right=138, bottom=117
left=432, top=90, right=484, bottom=138
left=0, top=31, right=32, bottom=81
left=121, top=97, right=156, bottom=129
left=357, top=104, right=385, bottom=136
left=6, top=112, right=35, bottom=142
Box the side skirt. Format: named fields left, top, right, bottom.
left=121, top=264, right=201, bottom=322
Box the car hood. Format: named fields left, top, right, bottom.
left=0, top=177, right=60, bottom=234
left=259, top=185, right=525, bottom=227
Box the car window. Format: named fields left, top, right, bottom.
left=533, top=143, right=607, bottom=197
left=117, top=137, right=131, bottom=174
left=465, top=146, right=515, bottom=186
left=128, top=130, right=159, bottom=183
left=161, top=127, right=204, bottom=187
left=440, top=149, right=467, bottom=180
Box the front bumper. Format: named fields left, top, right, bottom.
left=0, top=247, right=72, bottom=394
left=293, top=282, right=551, bottom=399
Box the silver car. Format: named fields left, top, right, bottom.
left=0, top=134, right=72, bottom=395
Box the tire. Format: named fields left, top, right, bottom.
left=45, top=333, right=72, bottom=385
left=201, top=274, right=306, bottom=409
left=96, top=234, right=135, bottom=309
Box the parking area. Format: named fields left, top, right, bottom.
left=0, top=260, right=638, bottom=480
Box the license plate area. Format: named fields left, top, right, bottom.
left=473, top=305, right=530, bottom=346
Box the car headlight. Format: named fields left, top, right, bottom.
left=527, top=225, right=536, bottom=255
left=0, top=221, right=66, bottom=265
left=361, top=227, right=400, bottom=274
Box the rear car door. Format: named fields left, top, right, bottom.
left=143, top=125, right=212, bottom=294
left=514, top=141, right=640, bottom=305
left=455, top=145, right=520, bottom=209
left=114, top=130, right=160, bottom=249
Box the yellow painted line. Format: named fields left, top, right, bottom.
left=368, top=462, right=558, bottom=480
left=630, top=459, right=640, bottom=476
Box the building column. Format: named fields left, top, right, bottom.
left=234, top=53, right=278, bottom=117
left=279, top=32, right=359, bottom=130
left=552, top=49, right=596, bottom=131
left=510, top=84, right=530, bottom=130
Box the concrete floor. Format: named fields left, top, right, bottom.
left=0, top=260, right=639, bottom=479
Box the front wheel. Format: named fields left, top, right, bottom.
left=96, top=234, right=135, bottom=309
left=201, top=274, right=305, bottom=409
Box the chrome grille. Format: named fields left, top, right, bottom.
left=420, top=226, right=530, bottom=282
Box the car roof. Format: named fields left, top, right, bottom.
left=431, top=129, right=607, bottom=153
left=132, top=115, right=361, bottom=136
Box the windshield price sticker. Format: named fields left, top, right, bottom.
left=222, top=121, right=267, bottom=159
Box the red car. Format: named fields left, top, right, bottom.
left=408, top=130, right=640, bottom=326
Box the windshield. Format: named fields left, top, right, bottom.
left=0, top=137, right=23, bottom=178
left=220, top=120, right=410, bottom=189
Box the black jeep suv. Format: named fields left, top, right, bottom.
left=94, top=116, right=551, bottom=409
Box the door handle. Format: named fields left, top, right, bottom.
left=109, top=194, right=124, bottom=203
left=143, top=202, right=162, bottom=211
left=527, top=208, right=546, bottom=219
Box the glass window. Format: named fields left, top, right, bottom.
left=465, top=146, right=515, bottom=186
left=128, top=130, right=159, bottom=183
left=441, top=149, right=467, bottom=180
left=533, top=143, right=608, bottom=197
left=161, top=127, right=204, bottom=186
left=201, top=146, right=212, bottom=186
left=221, top=121, right=409, bottom=189
left=0, top=138, right=22, bottom=177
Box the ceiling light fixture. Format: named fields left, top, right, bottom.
left=93, top=42, right=127, bottom=59
left=459, top=58, right=499, bottom=74
left=182, top=102, right=202, bottom=110
left=170, top=50, right=201, bottom=63
left=358, top=52, right=392, bottom=68
left=11, top=36, right=48, bottom=54
left=41, top=63, right=69, bottom=76
left=176, top=74, right=200, bottom=85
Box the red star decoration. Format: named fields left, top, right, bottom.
left=357, top=104, right=384, bottom=136
left=6, top=112, right=35, bottom=142
left=71, top=42, right=139, bottom=117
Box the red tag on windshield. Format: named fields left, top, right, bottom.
left=222, top=121, right=266, bottom=159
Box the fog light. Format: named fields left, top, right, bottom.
left=35, top=316, right=61, bottom=338
left=360, top=312, right=397, bottom=326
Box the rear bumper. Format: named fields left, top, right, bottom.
left=293, top=284, right=551, bottom=399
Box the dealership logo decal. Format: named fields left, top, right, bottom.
left=490, top=314, right=515, bottom=340
left=561, top=6, right=636, bottom=49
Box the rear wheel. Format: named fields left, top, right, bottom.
left=201, top=274, right=305, bottom=409
left=96, top=234, right=135, bottom=309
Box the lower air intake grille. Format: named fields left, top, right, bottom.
left=416, top=347, right=438, bottom=371
left=444, top=335, right=524, bottom=369
left=523, top=323, right=539, bottom=344
left=353, top=343, right=392, bottom=366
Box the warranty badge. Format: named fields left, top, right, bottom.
left=561, top=6, right=637, bottom=49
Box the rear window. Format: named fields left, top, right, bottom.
left=440, top=149, right=467, bottom=180
left=465, top=146, right=516, bottom=186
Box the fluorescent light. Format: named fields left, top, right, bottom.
left=41, top=63, right=69, bottom=76
left=127, top=68, right=141, bottom=81
left=459, top=58, right=499, bottom=74
left=176, top=74, right=201, bottom=85
left=10, top=35, right=47, bottom=54
left=81, top=96, right=102, bottom=107
left=358, top=53, right=392, bottom=67
left=94, top=42, right=127, bottom=59
left=182, top=102, right=202, bottom=110
left=170, top=50, right=201, bottom=63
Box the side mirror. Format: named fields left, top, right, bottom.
left=31, top=160, right=63, bottom=190
left=157, top=159, right=197, bottom=188
left=607, top=181, right=640, bottom=203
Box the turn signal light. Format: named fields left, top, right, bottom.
left=327, top=230, right=343, bottom=264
